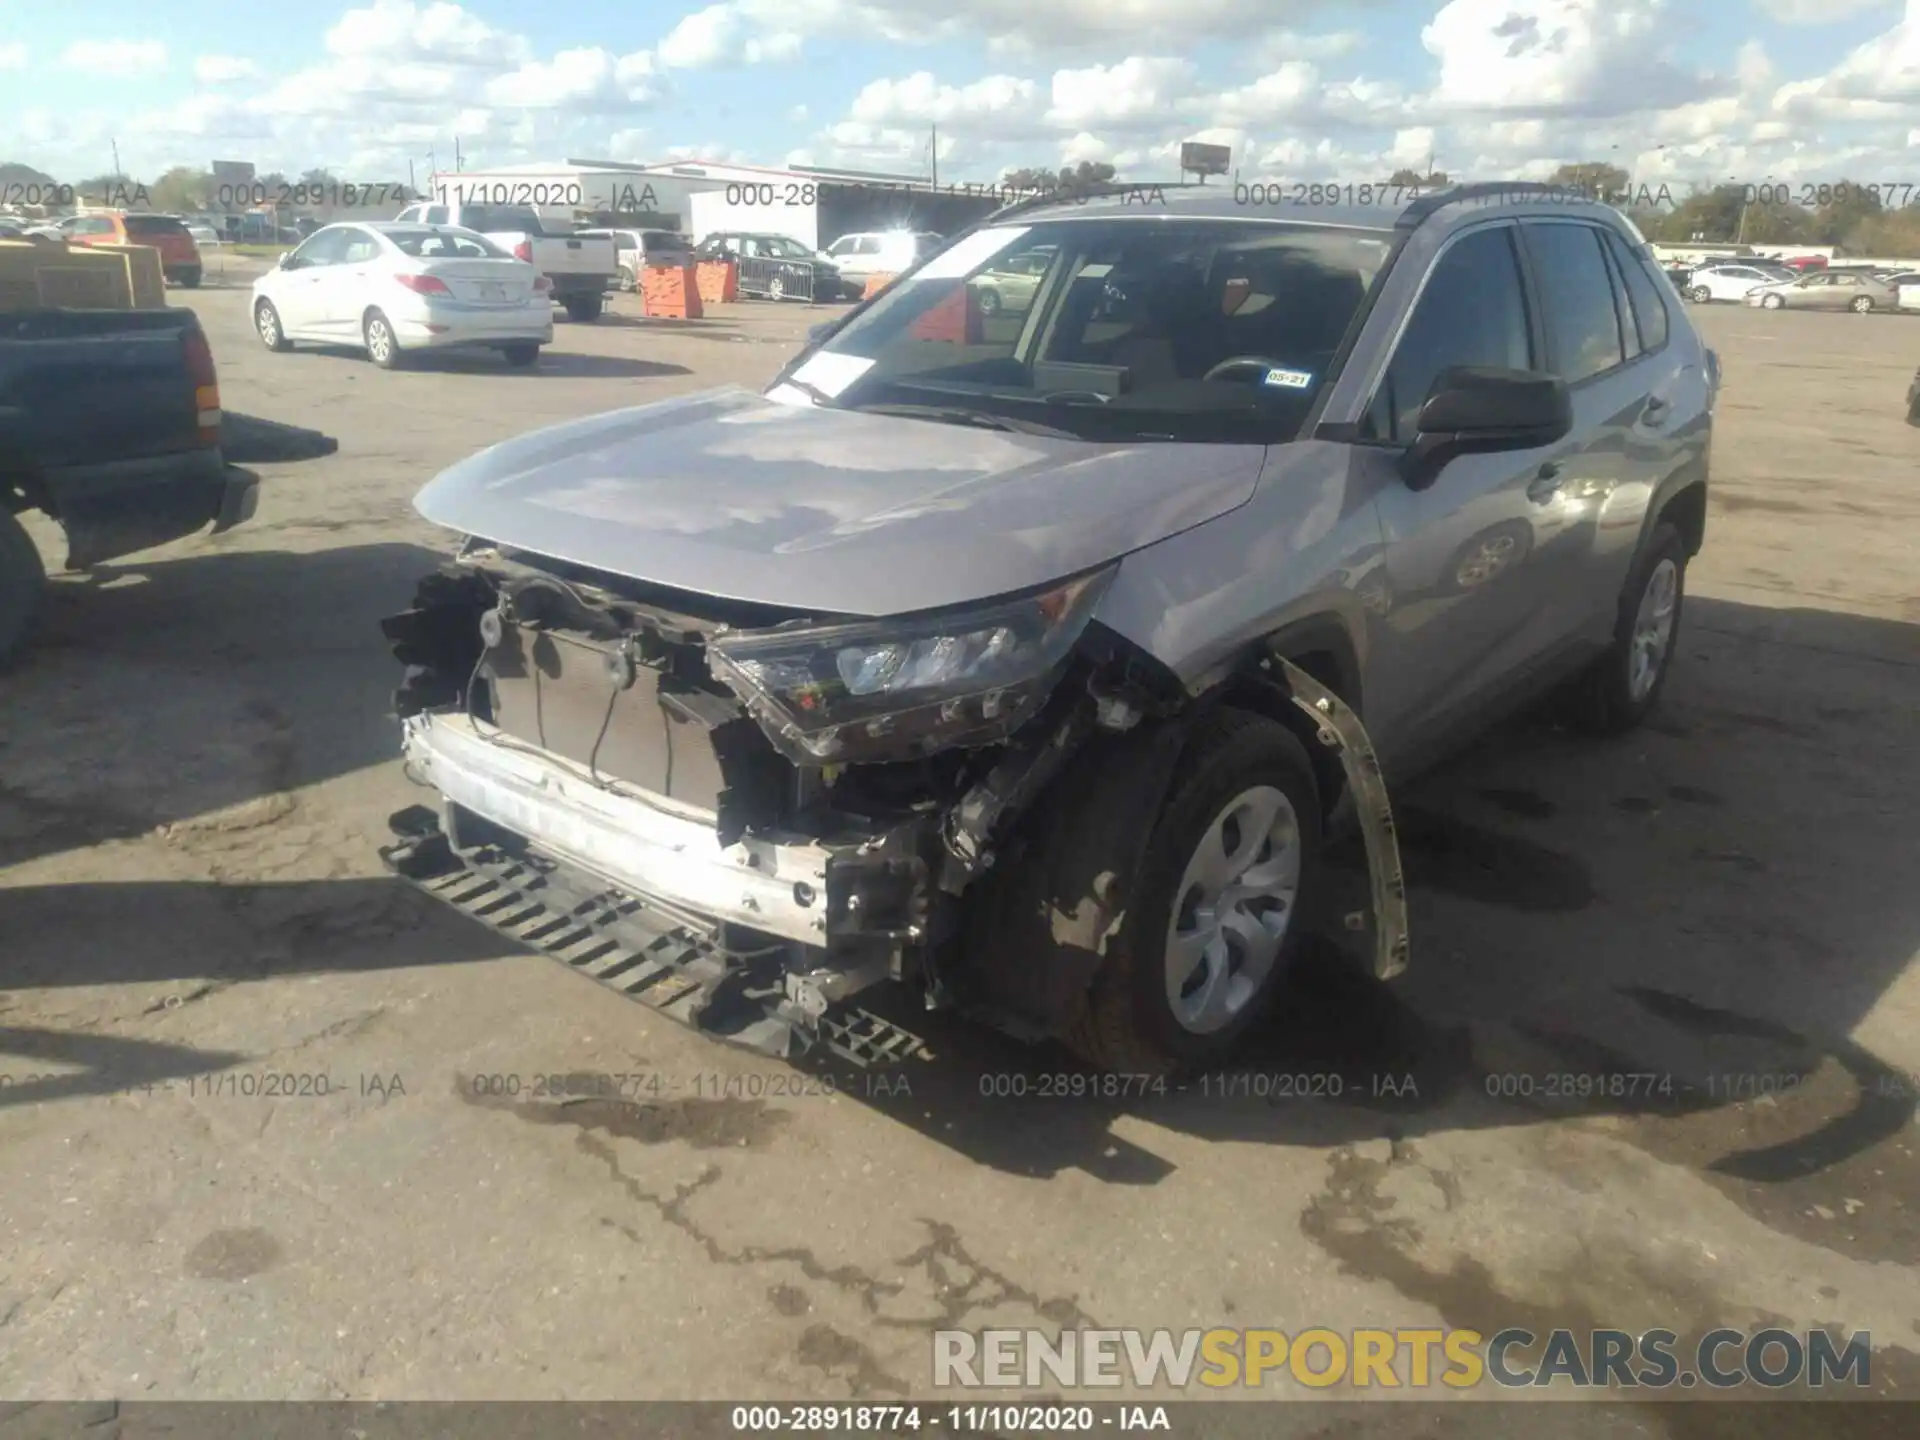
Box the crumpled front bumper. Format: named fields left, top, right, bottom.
left=400, top=711, right=834, bottom=946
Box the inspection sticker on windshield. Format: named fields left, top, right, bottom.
left=1263, top=367, right=1314, bottom=390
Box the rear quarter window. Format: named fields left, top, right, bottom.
left=123, top=215, right=190, bottom=237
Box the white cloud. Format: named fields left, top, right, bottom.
left=657, top=3, right=803, bottom=67
left=1421, top=0, right=1721, bottom=117
left=1046, top=57, right=1198, bottom=129
left=484, top=47, right=658, bottom=108
left=1248, top=28, right=1365, bottom=64
left=61, top=40, right=168, bottom=76
left=1771, top=0, right=1920, bottom=115
left=0, top=43, right=27, bottom=70
left=325, top=0, right=528, bottom=66
left=849, top=71, right=1045, bottom=138
left=1754, top=0, right=1894, bottom=22
left=194, top=55, right=258, bottom=84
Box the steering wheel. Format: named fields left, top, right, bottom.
left=1202, top=355, right=1286, bottom=384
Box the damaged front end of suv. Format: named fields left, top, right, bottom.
left=379, top=536, right=1209, bottom=1067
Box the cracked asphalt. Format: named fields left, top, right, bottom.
left=1, top=270, right=1916, bottom=1431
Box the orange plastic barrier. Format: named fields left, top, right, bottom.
left=907, top=285, right=980, bottom=344
left=695, top=259, right=738, bottom=305
left=642, top=262, right=705, bottom=319
left=862, top=271, right=898, bottom=299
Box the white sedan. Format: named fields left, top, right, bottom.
left=1681, top=264, right=1786, bottom=304
left=250, top=221, right=553, bottom=369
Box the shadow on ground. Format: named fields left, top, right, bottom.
left=3, top=575, right=1916, bottom=1224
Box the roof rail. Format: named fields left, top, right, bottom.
left=982, top=179, right=1203, bottom=225
left=1395, top=180, right=1611, bottom=230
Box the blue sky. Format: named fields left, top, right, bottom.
left=2, top=1, right=1916, bottom=187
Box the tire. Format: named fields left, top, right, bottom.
left=1850, top=295, right=1874, bottom=313
left=255, top=299, right=291, bottom=352
left=0, top=507, right=48, bottom=670
left=503, top=342, right=540, bottom=368
left=564, top=294, right=603, bottom=323
left=1688, top=286, right=1711, bottom=304
left=178, top=268, right=202, bottom=289
left=1064, top=709, right=1322, bottom=1075
left=768, top=275, right=787, bottom=302
left=976, top=286, right=1002, bottom=316
left=364, top=309, right=403, bottom=368
left=1566, top=520, right=1688, bottom=735
left=1761, top=293, right=1784, bottom=310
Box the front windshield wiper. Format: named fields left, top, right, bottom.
left=843, top=402, right=1082, bottom=439
left=775, top=376, right=838, bottom=406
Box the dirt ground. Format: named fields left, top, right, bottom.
left=1, top=269, right=1917, bottom=1428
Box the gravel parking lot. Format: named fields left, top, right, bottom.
left=1, top=281, right=1916, bottom=1422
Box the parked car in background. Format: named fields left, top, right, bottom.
left=694, top=232, right=849, bottom=301
left=251, top=222, right=553, bottom=370
left=1782, top=255, right=1828, bottom=272
left=394, top=200, right=617, bottom=322
left=1683, top=263, right=1784, bottom=304
left=822, top=230, right=943, bottom=292
left=968, top=243, right=1059, bottom=315
left=577, top=228, right=693, bottom=289
left=1, top=307, right=256, bottom=664
left=1747, top=270, right=1899, bottom=312
left=56, top=211, right=203, bottom=287
left=380, top=183, right=1712, bottom=1075
left=185, top=222, right=223, bottom=249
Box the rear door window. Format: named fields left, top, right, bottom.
left=1522, top=222, right=1627, bottom=384
left=1602, top=230, right=1669, bottom=353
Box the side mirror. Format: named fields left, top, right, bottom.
left=276, top=252, right=296, bottom=270
left=1402, top=366, right=1571, bottom=491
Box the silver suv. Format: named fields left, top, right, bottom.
left=381, top=183, right=1715, bottom=1074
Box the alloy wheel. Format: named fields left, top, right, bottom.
left=1629, top=557, right=1680, bottom=702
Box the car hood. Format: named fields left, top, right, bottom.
left=412, top=386, right=1266, bottom=616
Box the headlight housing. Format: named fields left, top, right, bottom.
left=705, top=568, right=1114, bottom=764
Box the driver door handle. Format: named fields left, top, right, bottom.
left=1526, top=461, right=1564, bottom=504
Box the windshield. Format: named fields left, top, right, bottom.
left=758, top=236, right=814, bottom=259
left=782, top=217, right=1394, bottom=443
left=385, top=226, right=507, bottom=259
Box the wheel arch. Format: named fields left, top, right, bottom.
left=1200, top=613, right=1366, bottom=825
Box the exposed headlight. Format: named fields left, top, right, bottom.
left=705, top=568, right=1115, bottom=764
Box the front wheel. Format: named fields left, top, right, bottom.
left=255, top=299, right=291, bottom=352
left=1761, top=293, right=1785, bottom=310
left=1850, top=295, right=1874, bottom=313
left=563, top=293, right=604, bottom=323
left=976, top=286, right=1002, bottom=316
left=1065, top=710, right=1321, bottom=1075
left=1565, top=521, right=1687, bottom=735
left=768, top=275, right=787, bottom=302
left=1688, top=286, right=1711, bottom=304
left=502, top=342, right=540, bottom=368
left=364, top=309, right=403, bottom=369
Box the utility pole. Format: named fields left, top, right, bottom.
left=454, top=136, right=463, bottom=172
left=110, top=139, right=122, bottom=185
left=929, top=123, right=937, bottom=189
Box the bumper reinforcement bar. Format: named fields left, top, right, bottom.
left=381, top=807, right=928, bottom=1069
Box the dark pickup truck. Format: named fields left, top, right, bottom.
left=1, top=307, right=258, bottom=663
